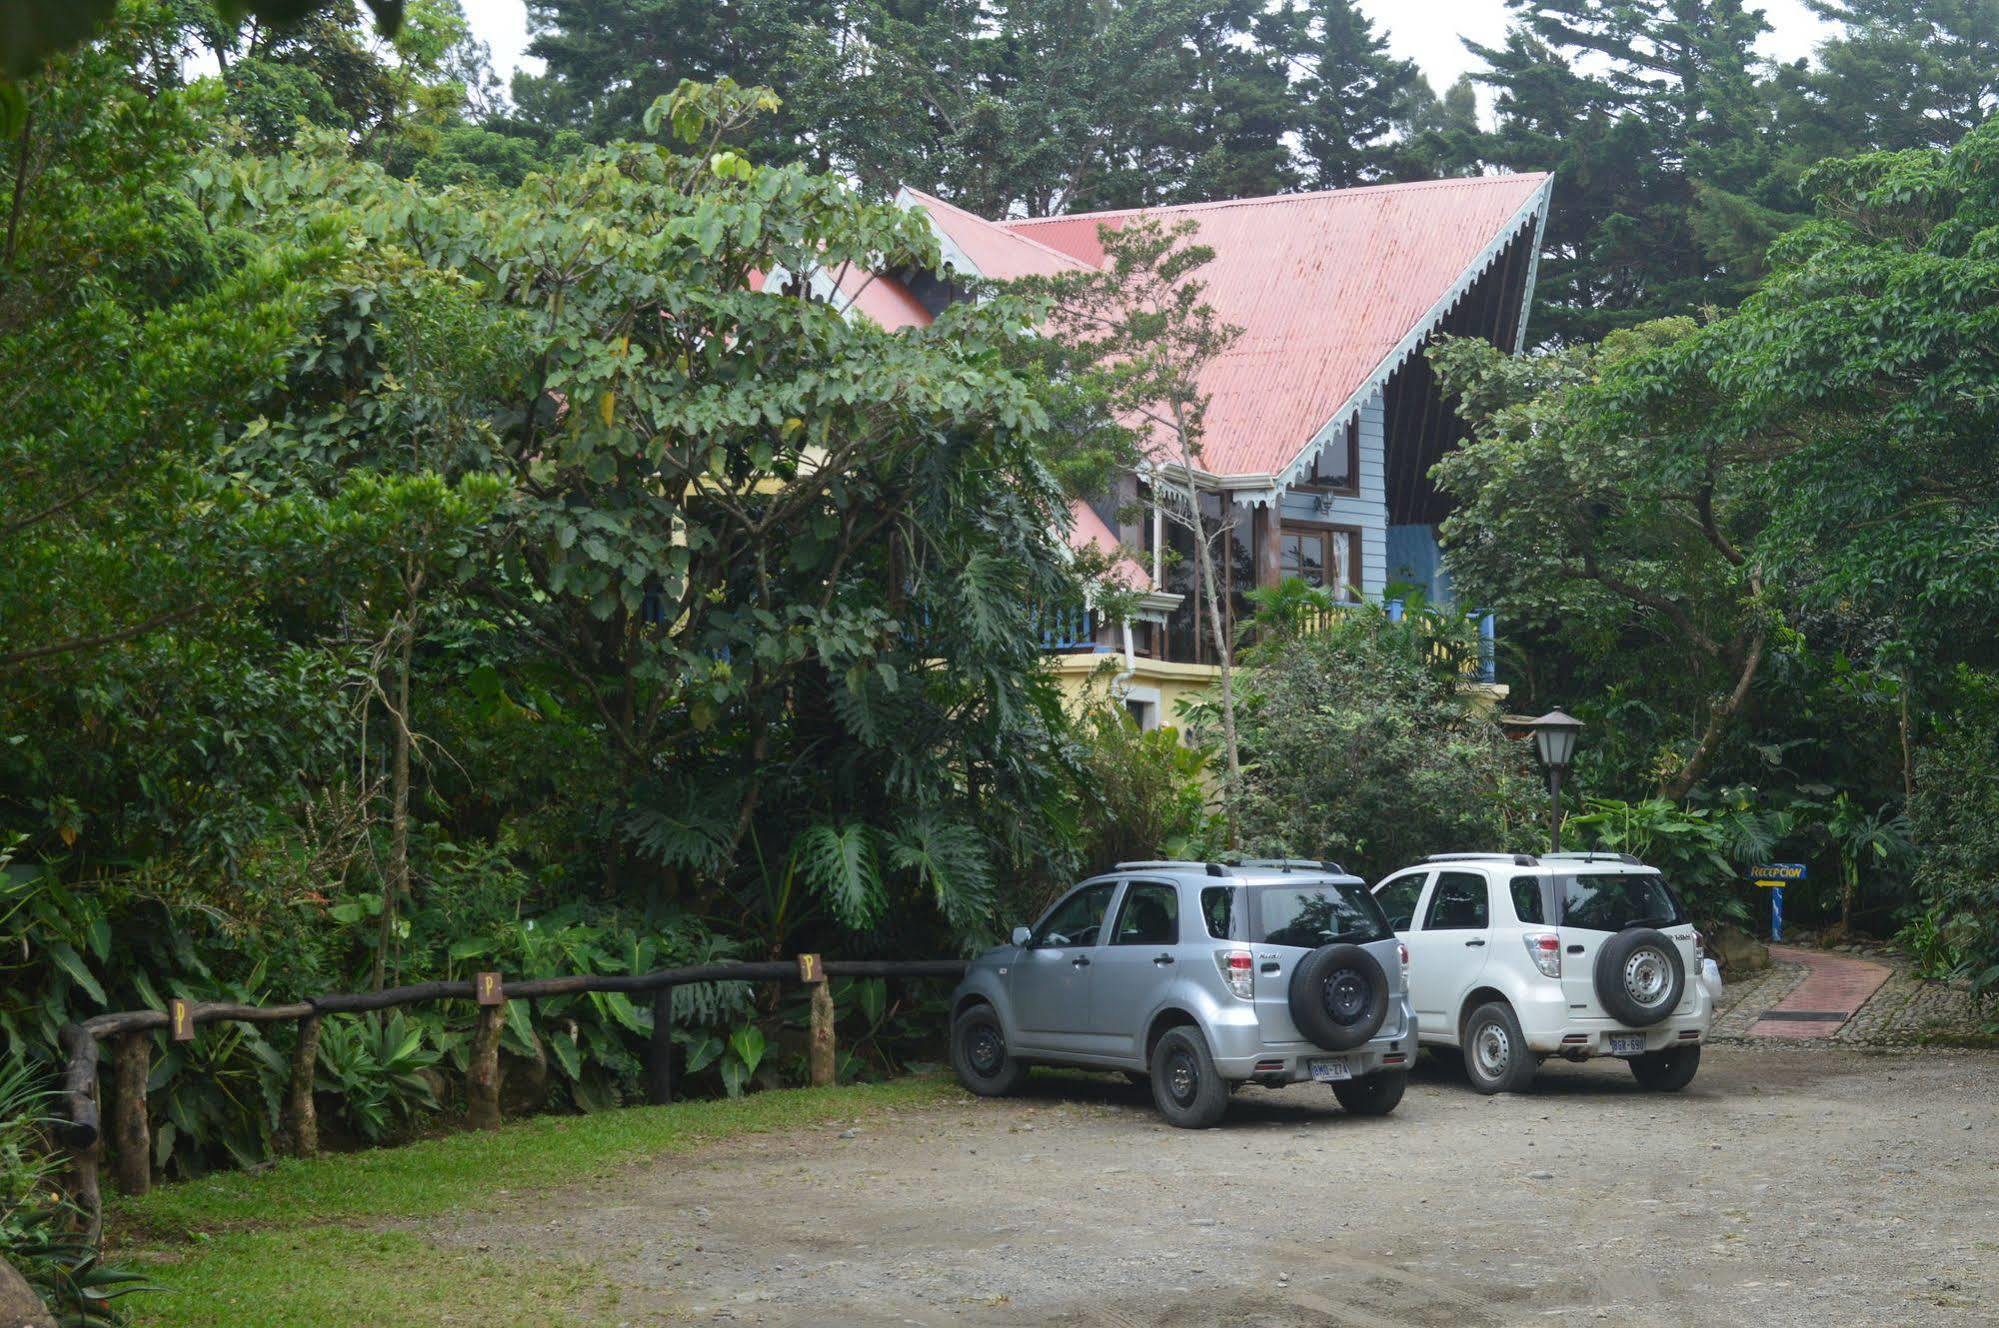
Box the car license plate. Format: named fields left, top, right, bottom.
left=1610, top=1034, right=1647, bottom=1057
left=1309, top=1058, right=1353, bottom=1082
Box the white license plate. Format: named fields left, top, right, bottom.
left=1309, top=1058, right=1353, bottom=1082
left=1609, top=1034, right=1647, bottom=1057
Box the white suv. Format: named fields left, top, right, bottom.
left=1371, top=853, right=1722, bottom=1094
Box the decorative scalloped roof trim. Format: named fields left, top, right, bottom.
left=893, top=186, right=986, bottom=281
left=1220, top=174, right=1556, bottom=508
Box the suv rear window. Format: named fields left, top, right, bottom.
left=1252, top=881, right=1391, bottom=948
left=1557, top=872, right=1684, bottom=931
left=1201, top=886, right=1245, bottom=940
left=1509, top=876, right=1545, bottom=924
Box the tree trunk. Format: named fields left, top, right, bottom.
left=376, top=602, right=417, bottom=992
left=1659, top=624, right=1767, bottom=802
left=1191, top=502, right=1242, bottom=848
left=286, top=1015, right=321, bottom=1157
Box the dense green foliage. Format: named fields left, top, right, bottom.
left=5, top=17, right=1999, bottom=1325
left=1435, top=115, right=1999, bottom=995
left=0, top=8, right=1127, bottom=1245
left=1225, top=594, right=1541, bottom=881
left=506, top=0, right=1999, bottom=339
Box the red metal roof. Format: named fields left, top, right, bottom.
left=900, top=188, right=1092, bottom=282
left=1002, top=174, right=1551, bottom=481
left=830, top=262, right=932, bottom=330
left=1066, top=499, right=1151, bottom=591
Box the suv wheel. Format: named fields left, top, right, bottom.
left=951, top=1005, right=1029, bottom=1097
left=1629, top=1044, right=1701, bottom=1091
left=1149, top=1026, right=1229, bottom=1128
left=1462, top=1001, right=1537, bottom=1094
left=1331, top=1069, right=1407, bottom=1117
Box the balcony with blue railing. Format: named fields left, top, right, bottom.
left=1037, top=605, right=1108, bottom=654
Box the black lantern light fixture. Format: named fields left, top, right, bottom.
left=1522, top=709, right=1583, bottom=853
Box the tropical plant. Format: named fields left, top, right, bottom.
left=1561, top=794, right=1795, bottom=933
left=0, top=1057, right=154, bottom=1327
left=1066, top=693, right=1216, bottom=878
left=313, top=1012, right=442, bottom=1144
left=1905, top=686, right=1999, bottom=1014
left=1223, top=598, right=1541, bottom=880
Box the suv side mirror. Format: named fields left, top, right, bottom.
left=1010, top=926, right=1032, bottom=946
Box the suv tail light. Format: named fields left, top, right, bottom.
left=1692, top=928, right=1707, bottom=957
left=1216, top=949, right=1254, bottom=1000
left=1398, top=941, right=1409, bottom=975
left=1523, top=932, right=1561, bottom=979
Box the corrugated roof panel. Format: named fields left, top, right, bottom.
left=901, top=187, right=1093, bottom=282
left=1003, top=175, right=1551, bottom=479
left=1066, top=498, right=1150, bottom=591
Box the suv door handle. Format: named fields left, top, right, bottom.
left=1152, top=953, right=1175, bottom=966
left=1465, top=938, right=1487, bottom=947
left=1071, top=955, right=1091, bottom=968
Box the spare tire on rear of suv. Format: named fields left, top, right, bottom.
left=1593, top=928, right=1685, bottom=1027
left=1288, top=944, right=1390, bottom=1051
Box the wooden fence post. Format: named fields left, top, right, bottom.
left=286, top=1015, right=321, bottom=1157
left=646, top=986, right=674, bottom=1106
left=466, top=973, right=505, bottom=1130
left=71, top=1084, right=102, bottom=1246
left=800, top=955, right=834, bottom=1088
left=109, top=1034, right=150, bottom=1197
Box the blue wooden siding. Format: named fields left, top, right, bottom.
left=1386, top=523, right=1456, bottom=606
left=1278, top=393, right=1388, bottom=599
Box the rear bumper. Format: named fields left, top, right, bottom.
left=1517, top=984, right=1714, bottom=1056
left=1208, top=998, right=1418, bottom=1081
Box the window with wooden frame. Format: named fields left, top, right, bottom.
left=1279, top=521, right=1362, bottom=602
left=1298, top=418, right=1360, bottom=495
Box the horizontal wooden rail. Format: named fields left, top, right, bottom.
left=51, top=956, right=969, bottom=1240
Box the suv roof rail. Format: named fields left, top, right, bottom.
left=1426, top=852, right=1541, bottom=867
left=1235, top=858, right=1347, bottom=875
left=1112, top=860, right=1232, bottom=877
left=1540, top=851, right=1644, bottom=866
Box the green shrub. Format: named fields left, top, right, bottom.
left=1561, top=793, right=1791, bottom=934
left=0, top=1057, right=154, bottom=1327
left=1224, top=599, right=1539, bottom=879
left=1069, top=693, right=1217, bottom=875
left=1906, top=696, right=1999, bottom=1015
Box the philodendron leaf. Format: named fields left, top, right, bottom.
left=728, top=1023, right=765, bottom=1076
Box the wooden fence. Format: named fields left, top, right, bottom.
left=52, top=956, right=968, bottom=1241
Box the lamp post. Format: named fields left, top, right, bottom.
left=1523, top=709, right=1583, bottom=853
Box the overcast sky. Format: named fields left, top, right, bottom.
left=460, top=0, right=1843, bottom=94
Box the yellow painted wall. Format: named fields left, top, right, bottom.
left=1047, top=652, right=1220, bottom=740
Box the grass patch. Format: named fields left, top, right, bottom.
left=130, top=1228, right=611, bottom=1328
left=113, top=1076, right=960, bottom=1327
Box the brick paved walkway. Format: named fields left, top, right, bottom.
left=1745, top=943, right=1890, bottom=1040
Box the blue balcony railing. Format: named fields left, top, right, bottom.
left=1037, top=606, right=1107, bottom=653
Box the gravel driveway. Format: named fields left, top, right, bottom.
left=445, top=1046, right=1998, bottom=1326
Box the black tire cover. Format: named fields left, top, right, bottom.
left=1593, top=927, right=1686, bottom=1027
left=1288, top=944, right=1390, bottom=1051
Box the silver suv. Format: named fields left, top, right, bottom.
left=949, top=861, right=1417, bottom=1128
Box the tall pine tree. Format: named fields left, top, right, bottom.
left=1471, top=0, right=1788, bottom=341
left=1293, top=0, right=1422, bottom=188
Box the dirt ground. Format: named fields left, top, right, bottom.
left=442, top=1045, right=1999, bottom=1327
